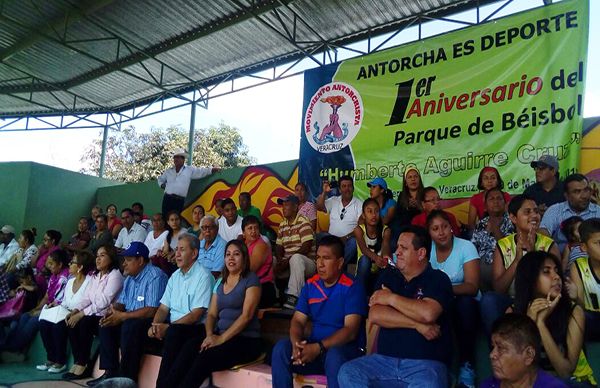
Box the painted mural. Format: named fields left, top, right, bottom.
left=182, top=165, right=298, bottom=231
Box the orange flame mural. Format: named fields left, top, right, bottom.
left=181, top=166, right=299, bottom=232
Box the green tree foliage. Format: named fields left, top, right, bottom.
left=80, top=122, right=256, bottom=182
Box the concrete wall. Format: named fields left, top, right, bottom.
left=0, top=162, right=31, bottom=233
left=96, top=180, right=164, bottom=217
left=0, top=162, right=119, bottom=244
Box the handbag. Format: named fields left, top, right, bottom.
left=0, top=289, right=26, bottom=319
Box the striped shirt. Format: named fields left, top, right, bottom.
left=540, top=201, right=600, bottom=251
left=118, top=263, right=167, bottom=311
left=276, top=214, right=315, bottom=259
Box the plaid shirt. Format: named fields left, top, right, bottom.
left=0, top=273, right=9, bottom=304
left=471, top=213, right=514, bottom=264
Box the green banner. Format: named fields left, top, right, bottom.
left=329, top=0, right=588, bottom=199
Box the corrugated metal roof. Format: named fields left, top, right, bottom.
left=0, top=0, right=496, bottom=117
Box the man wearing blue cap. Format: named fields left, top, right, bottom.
left=87, top=242, right=168, bottom=386
left=523, top=155, right=563, bottom=216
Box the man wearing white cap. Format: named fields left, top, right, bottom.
left=0, top=225, right=19, bottom=268
left=157, top=148, right=219, bottom=217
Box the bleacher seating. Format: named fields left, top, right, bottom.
left=3, top=306, right=599, bottom=387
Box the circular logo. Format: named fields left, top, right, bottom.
left=304, top=82, right=363, bottom=154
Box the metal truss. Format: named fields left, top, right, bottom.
left=1, top=0, right=546, bottom=177
left=0, top=0, right=544, bottom=134
left=0, top=0, right=295, bottom=118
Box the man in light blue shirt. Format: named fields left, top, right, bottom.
left=540, top=173, right=600, bottom=251
left=197, top=215, right=226, bottom=277
left=151, top=233, right=215, bottom=388
left=89, top=242, right=167, bottom=386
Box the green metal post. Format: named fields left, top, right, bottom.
left=187, top=99, right=196, bottom=166
left=99, top=125, right=109, bottom=177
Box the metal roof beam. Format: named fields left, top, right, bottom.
left=0, top=13, right=192, bottom=102
left=0, top=61, right=113, bottom=113
left=0, top=0, right=540, bottom=120
left=228, top=0, right=323, bottom=67
left=4, top=0, right=294, bottom=93
left=62, top=0, right=199, bottom=87
left=138, top=0, right=506, bottom=115
left=0, top=0, right=116, bottom=62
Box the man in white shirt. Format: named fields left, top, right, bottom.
left=316, top=175, right=363, bottom=267
left=0, top=225, right=19, bottom=268
left=217, top=198, right=243, bottom=242
left=157, top=148, right=219, bottom=216
left=115, top=208, right=148, bottom=251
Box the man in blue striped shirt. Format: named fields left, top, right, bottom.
left=87, top=242, right=167, bottom=386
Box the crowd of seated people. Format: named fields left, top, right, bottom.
left=1, top=156, right=600, bottom=388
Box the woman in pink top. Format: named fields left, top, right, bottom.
left=32, top=229, right=62, bottom=295
left=242, top=215, right=275, bottom=307
left=65, top=245, right=124, bottom=379
left=0, top=249, right=69, bottom=359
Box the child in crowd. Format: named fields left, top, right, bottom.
left=560, top=216, right=585, bottom=273
left=0, top=268, right=39, bottom=322
left=569, top=218, right=600, bottom=342
left=353, top=198, right=391, bottom=293
left=366, top=177, right=396, bottom=226
left=188, top=205, right=205, bottom=237
left=468, top=167, right=511, bottom=230
left=513, top=251, right=596, bottom=385
left=12, top=268, right=39, bottom=311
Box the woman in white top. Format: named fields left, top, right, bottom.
left=36, top=250, right=94, bottom=374
left=161, top=211, right=187, bottom=275
left=145, top=213, right=170, bottom=266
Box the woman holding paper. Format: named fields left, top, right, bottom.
left=37, top=250, right=94, bottom=373
left=0, top=249, right=70, bottom=362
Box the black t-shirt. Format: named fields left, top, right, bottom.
left=523, top=181, right=564, bottom=209
left=374, top=265, right=453, bottom=365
